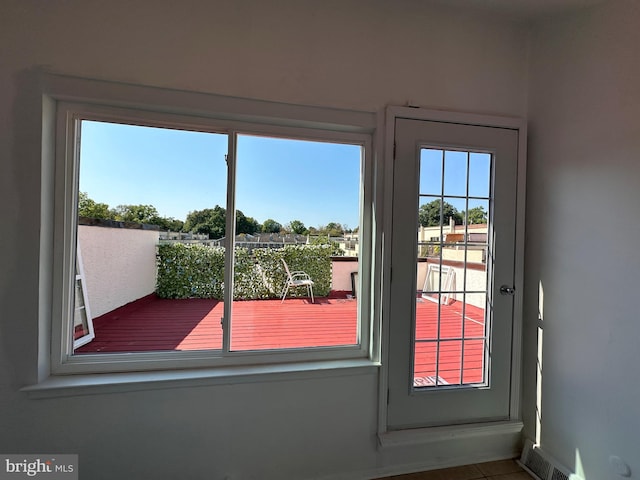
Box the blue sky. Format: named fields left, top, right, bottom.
left=420, top=149, right=491, bottom=216
left=79, top=122, right=491, bottom=230
left=79, top=121, right=362, bottom=230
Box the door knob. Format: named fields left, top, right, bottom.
left=500, top=285, right=515, bottom=296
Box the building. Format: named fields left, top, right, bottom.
left=338, top=232, right=360, bottom=257
left=1, top=1, right=637, bottom=479
left=211, top=233, right=309, bottom=251
left=418, top=219, right=488, bottom=262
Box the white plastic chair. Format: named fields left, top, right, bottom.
left=280, top=258, right=314, bottom=303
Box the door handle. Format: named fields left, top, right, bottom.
left=500, top=285, right=515, bottom=296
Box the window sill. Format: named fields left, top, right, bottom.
left=22, top=359, right=380, bottom=398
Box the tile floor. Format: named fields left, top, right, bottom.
left=375, top=459, right=530, bottom=480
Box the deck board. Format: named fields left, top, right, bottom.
left=76, top=294, right=487, bottom=385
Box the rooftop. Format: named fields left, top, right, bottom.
left=77, top=294, right=486, bottom=385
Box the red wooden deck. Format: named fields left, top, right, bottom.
left=76, top=294, right=486, bottom=386
left=414, top=297, right=486, bottom=385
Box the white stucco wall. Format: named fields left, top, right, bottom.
left=78, top=225, right=159, bottom=318
left=331, top=259, right=359, bottom=293
left=524, top=2, right=640, bottom=479
left=417, top=261, right=487, bottom=308
left=0, top=1, right=530, bottom=478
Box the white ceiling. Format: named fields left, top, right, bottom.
left=427, top=0, right=609, bottom=20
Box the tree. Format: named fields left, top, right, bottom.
left=261, top=219, right=282, bottom=233
left=78, top=193, right=184, bottom=230
left=418, top=200, right=463, bottom=227
left=287, top=220, right=307, bottom=235
left=310, top=235, right=344, bottom=256
left=114, top=204, right=159, bottom=224
left=77, top=192, right=114, bottom=219
left=326, top=222, right=344, bottom=236
left=150, top=216, right=184, bottom=232
left=113, top=204, right=186, bottom=230
left=184, top=206, right=260, bottom=239
left=466, top=206, right=487, bottom=224
left=184, top=206, right=226, bottom=239
left=316, top=222, right=344, bottom=237
left=236, top=211, right=260, bottom=235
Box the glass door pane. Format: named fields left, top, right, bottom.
left=415, top=149, right=491, bottom=388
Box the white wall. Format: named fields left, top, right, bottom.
left=524, top=2, right=640, bottom=478
left=332, top=260, right=359, bottom=293
left=416, top=262, right=487, bottom=308
left=78, top=225, right=158, bottom=318
left=0, top=1, right=529, bottom=478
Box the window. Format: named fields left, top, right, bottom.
left=46, top=77, right=375, bottom=375
left=416, top=148, right=492, bottom=387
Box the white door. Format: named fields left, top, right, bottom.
left=387, top=116, right=519, bottom=429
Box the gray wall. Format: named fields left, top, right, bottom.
left=524, top=2, right=640, bottom=479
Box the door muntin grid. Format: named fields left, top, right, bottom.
left=413, top=148, right=493, bottom=390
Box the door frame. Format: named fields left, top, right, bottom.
left=378, top=106, right=527, bottom=444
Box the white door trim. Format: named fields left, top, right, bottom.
left=377, top=106, right=527, bottom=442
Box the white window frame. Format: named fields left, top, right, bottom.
left=41, top=74, right=379, bottom=378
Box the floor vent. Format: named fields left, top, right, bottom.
left=518, top=440, right=581, bottom=480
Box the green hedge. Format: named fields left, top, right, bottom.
left=156, top=243, right=332, bottom=299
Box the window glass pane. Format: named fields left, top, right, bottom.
left=230, top=135, right=361, bottom=351
left=442, top=196, right=466, bottom=225
left=413, top=342, right=439, bottom=387
left=73, top=278, right=89, bottom=340
left=468, top=152, right=491, bottom=198
left=464, top=198, right=489, bottom=227
left=74, top=120, right=228, bottom=354
left=420, top=149, right=443, bottom=196
left=74, top=279, right=84, bottom=310
left=437, top=339, right=462, bottom=385
left=443, top=150, right=467, bottom=197
left=413, top=293, right=487, bottom=386
left=461, top=339, right=486, bottom=384
left=418, top=195, right=445, bottom=230
left=414, top=147, right=491, bottom=389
